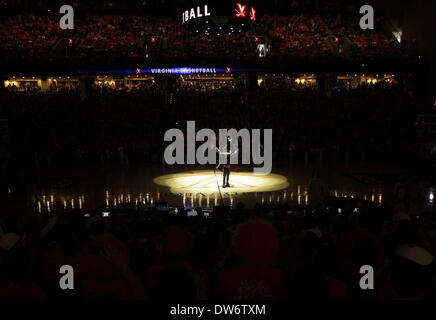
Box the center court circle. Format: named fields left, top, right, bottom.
left=154, top=170, right=289, bottom=194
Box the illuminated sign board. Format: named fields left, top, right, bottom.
left=150, top=67, right=218, bottom=74
left=249, top=7, right=256, bottom=21
left=181, top=3, right=255, bottom=24
left=234, top=3, right=256, bottom=20
left=182, top=5, right=211, bottom=23
left=75, top=67, right=264, bottom=75
left=235, top=3, right=247, bottom=18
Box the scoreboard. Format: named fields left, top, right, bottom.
left=179, top=2, right=257, bottom=34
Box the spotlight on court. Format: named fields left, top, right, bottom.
left=154, top=170, right=289, bottom=195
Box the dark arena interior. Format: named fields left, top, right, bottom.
left=1, top=0, right=436, bottom=306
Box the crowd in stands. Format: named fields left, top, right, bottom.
left=0, top=77, right=432, bottom=301
left=75, top=14, right=145, bottom=65
left=0, top=77, right=417, bottom=180
left=6, top=80, right=79, bottom=94
left=6, top=81, right=42, bottom=93
left=0, top=8, right=411, bottom=68
left=0, top=14, right=60, bottom=62
left=1, top=188, right=436, bottom=300
left=255, top=14, right=332, bottom=61
left=325, top=14, right=406, bottom=61
left=175, top=79, right=238, bottom=92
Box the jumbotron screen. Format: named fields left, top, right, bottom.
left=179, top=1, right=257, bottom=33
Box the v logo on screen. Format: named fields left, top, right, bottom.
left=235, top=3, right=247, bottom=18
left=250, top=7, right=256, bottom=21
